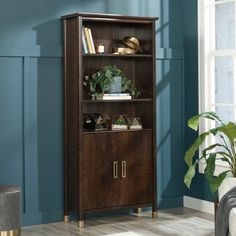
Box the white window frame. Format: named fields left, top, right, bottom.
left=198, top=0, right=236, bottom=174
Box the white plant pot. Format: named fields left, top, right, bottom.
left=218, top=176, right=236, bottom=236
left=218, top=177, right=236, bottom=201
left=110, top=76, right=122, bottom=93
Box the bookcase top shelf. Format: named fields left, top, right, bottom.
left=61, top=12, right=159, bottom=21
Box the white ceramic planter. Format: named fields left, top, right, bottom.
left=218, top=177, right=236, bottom=236
left=218, top=177, right=236, bottom=201
left=110, top=76, right=122, bottom=93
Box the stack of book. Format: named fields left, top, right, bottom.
left=96, top=93, right=132, bottom=100
left=82, top=26, right=96, bottom=54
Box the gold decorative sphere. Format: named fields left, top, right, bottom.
left=122, top=36, right=140, bottom=52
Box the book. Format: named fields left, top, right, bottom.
left=83, top=27, right=90, bottom=53
left=84, top=27, right=93, bottom=53
left=87, top=28, right=96, bottom=54
left=82, top=27, right=88, bottom=54
left=103, top=96, right=131, bottom=100
left=96, top=94, right=132, bottom=100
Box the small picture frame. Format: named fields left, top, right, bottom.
left=96, top=42, right=105, bottom=54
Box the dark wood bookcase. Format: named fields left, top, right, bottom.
left=62, top=12, right=158, bottom=227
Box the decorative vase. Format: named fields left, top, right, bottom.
left=110, top=76, right=122, bottom=93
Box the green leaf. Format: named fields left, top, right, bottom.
left=105, top=70, right=112, bottom=78
left=201, top=150, right=233, bottom=172
left=209, top=127, right=220, bottom=136
left=188, top=112, right=222, bottom=131
left=184, top=131, right=210, bottom=167
left=89, top=82, right=95, bottom=92
left=184, top=163, right=197, bottom=188
left=208, top=171, right=229, bottom=193
left=216, top=151, right=233, bottom=159
left=218, top=122, right=236, bottom=143
left=217, top=151, right=234, bottom=165
left=202, top=143, right=226, bottom=157
left=204, top=153, right=216, bottom=181
left=217, top=156, right=233, bottom=168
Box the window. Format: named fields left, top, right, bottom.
left=198, top=0, right=236, bottom=174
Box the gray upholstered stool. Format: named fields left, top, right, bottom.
left=0, top=185, right=20, bottom=236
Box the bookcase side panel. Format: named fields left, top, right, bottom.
left=64, top=17, right=80, bottom=213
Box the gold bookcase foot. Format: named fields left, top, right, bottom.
left=64, top=215, right=70, bottom=223
left=0, top=229, right=20, bottom=236
left=134, top=208, right=142, bottom=214
left=152, top=211, right=158, bottom=219
left=78, top=220, right=85, bottom=228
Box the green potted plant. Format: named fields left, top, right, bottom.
left=184, top=111, right=236, bottom=193
left=83, top=65, right=141, bottom=99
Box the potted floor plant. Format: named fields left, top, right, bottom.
left=83, top=65, right=140, bottom=99
left=184, top=111, right=236, bottom=193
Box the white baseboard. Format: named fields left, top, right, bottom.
left=183, top=196, right=214, bottom=214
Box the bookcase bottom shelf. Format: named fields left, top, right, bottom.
left=82, top=128, right=152, bottom=134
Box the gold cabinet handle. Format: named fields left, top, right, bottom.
left=113, top=161, right=118, bottom=179
left=121, top=161, right=127, bottom=178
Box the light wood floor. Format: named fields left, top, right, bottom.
left=21, top=208, right=214, bottom=236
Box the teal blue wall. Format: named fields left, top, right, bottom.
left=183, top=0, right=214, bottom=201
left=0, top=0, right=185, bottom=225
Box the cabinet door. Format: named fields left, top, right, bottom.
left=82, top=132, right=125, bottom=210
left=125, top=131, right=153, bottom=205
left=82, top=131, right=152, bottom=210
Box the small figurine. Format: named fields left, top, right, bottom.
left=95, top=115, right=107, bottom=131
left=97, top=42, right=105, bottom=54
